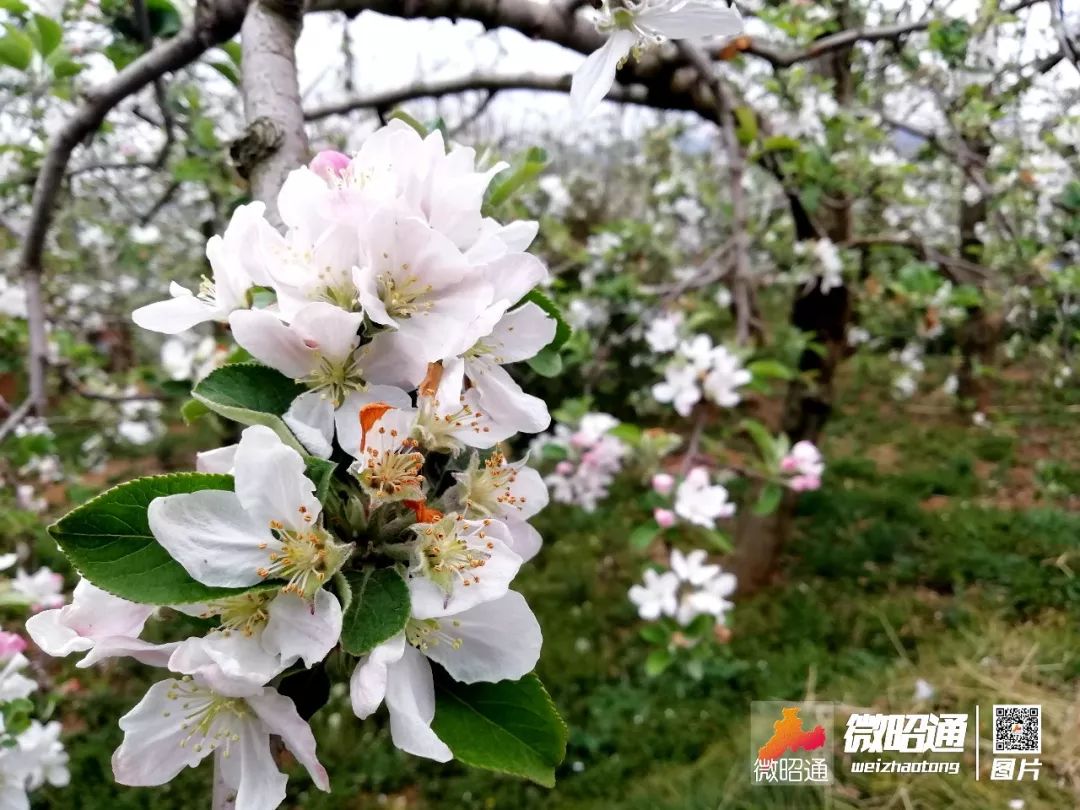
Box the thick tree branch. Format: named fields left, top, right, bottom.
left=304, top=72, right=646, bottom=120
left=236, top=0, right=310, bottom=225
left=17, top=0, right=248, bottom=414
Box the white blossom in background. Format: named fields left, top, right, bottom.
left=532, top=412, right=627, bottom=511
left=571, top=1, right=744, bottom=117
left=674, top=467, right=735, bottom=529
left=10, top=568, right=64, bottom=612
left=813, top=239, right=844, bottom=293
left=629, top=548, right=735, bottom=627
left=644, top=311, right=684, bottom=353
left=653, top=335, right=750, bottom=415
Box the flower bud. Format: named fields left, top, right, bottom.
left=309, top=149, right=351, bottom=181
left=651, top=472, right=675, bottom=495
left=654, top=507, right=676, bottom=528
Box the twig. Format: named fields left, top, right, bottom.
left=0, top=399, right=34, bottom=443
left=133, top=0, right=177, bottom=167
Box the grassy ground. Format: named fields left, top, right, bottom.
left=28, top=360, right=1080, bottom=809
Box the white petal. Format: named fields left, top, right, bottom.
left=357, top=330, right=429, bottom=389
left=247, top=688, right=330, bottom=791
left=334, top=386, right=414, bottom=457
left=384, top=646, right=452, bottom=762
left=196, top=445, right=237, bottom=474
left=233, top=425, right=321, bottom=533
left=349, top=633, right=407, bottom=718
left=483, top=253, right=549, bottom=311
left=570, top=31, right=636, bottom=118
left=469, top=360, right=551, bottom=434
left=290, top=302, right=364, bottom=367
left=148, top=490, right=268, bottom=588
left=215, top=718, right=287, bottom=810
left=79, top=638, right=179, bottom=669
left=25, top=608, right=92, bottom=657
left=283, top=392, right=335, bottom=459
left=422, top=591, right=541, bottom=683
left=132, top=293, right=216, bottom=335
left=637, top=3, right=743, bottom=40
left=485, top=302, right=557, bottom=364
left=112, top=680, right=207, bottom=786
left=228, top=309, right=316, bottom=380
left=167, top=634, right=283, bottom=693
left=262, top=590, right=342, bottom=669
left=505, top=519, right=543, bottom=563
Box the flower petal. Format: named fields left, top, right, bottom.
left=570, top=30, right=636, bottom=118
left=283, top=392, right=335, bottom=460
left=262, top=589, right=342, bottom=669
left=233, top=425, right=321, bottom=533
left=384, top=646, right=452, bottom=762
left=148, top=489, right=268, bottom=588
left=505, top=519, right=543, bottom=563
left=229, top=308, right=316, bottom=380
left=334, top=386, right=414, bottom=457
left=468, top=360, right=551, bottom=434
left=112, top=680, right=207, bottom=786
left=247, top=688, right=330, bottom=791
left=349, top=633, right=407, bottom=718
left=421, top=591, right=541, bottom=683
left=196, top=444, right=237, bottom=474
left=215, top=718, right=288, bottom=810
left=637, top=3, right=743, bottom=40
left=131, top=292, right=216, bottom=335
left=290, top=302, right=364, bottom=367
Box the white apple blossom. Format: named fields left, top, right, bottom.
left=628, top=568, right=679, bottom=620
left=132, top=202, right=268, bottom=334
left=701, top=346, right=752, bottom=407
left=25, top=579, right=169, bottom=669
left=147, top=426, right=351, bottom=599
left=674, top=467, right=735, bottom=529
left=675, top=568, right=735, bottom=626
left=11, top=568, right=63, bottom=612
left=535, top=413, right=627, bottom=511
left=571, top=1, right=743, bottom=117
left=669, top=548, right=720, bottom=586
left=350, top=591, right=541, bottom=761
left=12, top=721, right=69, bottom=793
left=780, top=440, right=825, bottom=492
left=644, top=311, right=684, bottom=353
left=0, top=652, right=36, bottom=703
left=112, top=674, right=329, bottom=810
left=652, top=363, right=702, bottom=416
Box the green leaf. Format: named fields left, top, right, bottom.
left=734, top=106, right=758, bottom=146
left=520, top=289, right=571, bottom=351
left=644, top=648, right=673, bottom=677
left=339, top=568, right=410, bottom=656
left=192, top=363, right=307, bottom=453
left=304, top=456, right=337, bottom=503
left=172, top=155, right=215, bottom=182
left=47, top=473, right=255, bottom=604
left=0, top=1, right=29, bottom=14
left=760, top=135, right=801, bottom=154
left=0, top=26, right=33, bottom=70
left=747, top=359, right=795, bottom=381
left=607, top=422, right=642, bottom=445
left=485, top=146, right=548, bottom=210
left=180, top=398, right=210, bottom=424
left=740, top=418, right=777, bottom=464
left=527, top=346, right=562, bottom=377
left=208, top=60, right=239, bottom=85
left=432, top=671, right=567, bottom=787
left=630, top=521, right=661, bottom=550
left=752, top=482, right=784, bottom=516
left=387, top=110, right=428, bottom=137
left=31, top=14, right=60, bottom=56
left=50, top=58, right=82, bottom=78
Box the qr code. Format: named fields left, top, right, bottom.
left=993, top=705, right=1041, bottom=754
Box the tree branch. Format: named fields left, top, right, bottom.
left=16, top=0, right=248, bottom=414
left=235, top=0, right=309, bottom=226
left=304, top=72, right=646, bottom=121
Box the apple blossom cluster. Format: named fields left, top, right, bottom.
left=36, top=121, right=565, bottom=809
left=0, top=559, right=70, bottom=808
left=628, top=549, right=735, bottom=627
left=531, top=413, right=628, bottom=512
left=651, top=467, right=736, bottom=530
left=651, top=334, right=752, bottom=416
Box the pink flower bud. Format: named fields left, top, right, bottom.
left=555, top=461, right=575, bottom=476
left=0, top=631, right=26, bottom=657
left=651, top=472, right=675, bottom=496
left=780, top=455, right=799, bottom=473
left=790, top=474, right=821, bottom=492
left=309, top=150, right=351, bottom=181
left=654, top=508, right=676, bottom=528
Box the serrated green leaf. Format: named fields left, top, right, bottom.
left=47, top=473, right=255, bottom=604
left=432, top=671, right=567, bottom=787
left=192, top=363, right=306, bottom=453
left=520, top=289, right=571, bottom=351
left=339, top=568, right=410, bottom=656
left=32, top=14, right=60, bottom=56
left=527, top=346, right=562, bottom=377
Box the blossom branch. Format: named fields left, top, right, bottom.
left=16, top=0, right=249, bottom=414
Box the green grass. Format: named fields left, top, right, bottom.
left=28, top=365, right=1080, bottom=809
